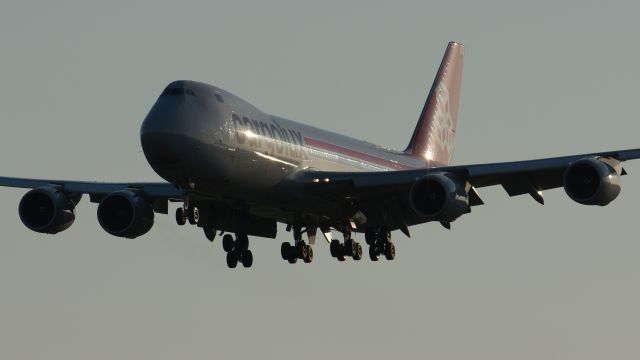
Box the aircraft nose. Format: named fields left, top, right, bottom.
left=140, top=83, right=231, bottom=189
left=140, top=89, right=190, bottom=137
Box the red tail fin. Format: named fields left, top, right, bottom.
left=405, top=42, right=464, bottom=165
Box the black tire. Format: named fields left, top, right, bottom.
left=365, top=229, right=376, bottom=245
left=353, top=243, right=363, bottom=261
left=349, top=239, right=358, bottom=257
left=226, top=251, right=238, bottom=268
left=384, top=242, right=396, bottom=260
left=298, top=242, right=308, bottom=260
left=236, top=234, right=249, bottom=251
left=330, top=240, right=341, bottom=258
left=303, top=245, right=313, bottom=263
left=344, top=238, right=353, bottom=257
left=369, top=245, right=379, bottom=261
left=204, top=227, right=216, bottom=242
left=188, top=206, right=199, bottom=225
left=241, top=250, right=253, bottom=268
left=176, top=207, right=186, bottom=226
left=281, top=242, right=292, bottom=260
left=222, top=234, right=234, bottom=252
left=287, top=256, right=298, bottom=264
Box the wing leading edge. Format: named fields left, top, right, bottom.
left=0, top=176, right=182, bottom=202
left=289, top=148, right=640, bottom=228
left=295, top=148, right=640, bottom=188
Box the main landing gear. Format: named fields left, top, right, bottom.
left=222, top=233, right=253, bottom=268
left=329, top=230, right=363, bottom=262
left=175, top=205, right=199, bottom=226
left=281, top=227, right=313, bottom=264
left=365, top=228, right=395, bottom=261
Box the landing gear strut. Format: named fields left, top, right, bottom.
left=329, top=230, right=363, bottom=262
left=365, top=228, right=395, bottom=261
left=281, top=227, right=313, bottom=264
left=222, top=233, right=253, bottom=268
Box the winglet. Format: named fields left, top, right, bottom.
left=405, top=41, right=464, bottom=165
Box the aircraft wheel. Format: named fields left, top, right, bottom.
left=369, top=246, right=379, bottom=261
left=384, top=242, right=396, bottom=260
left=176, top=207, right=186, bottom=226
left=226, top=251, right=238, bottom=268
left=353, top=243, right=363, bottom=261
left=241, top=250, right=253, bottom=268
left=188, top=206, right=199, bottom=225
left=287, top=255, right=298, bottom=264
left=365, top=229, right=376, bottom=245
left=236, top=234, right=249, bottom=251
left=337, top=243, right=347, bottom=261
left=303, top=245, right=313, bottom=263
left=204, top=227, right=216, bottom=242
left=345, top=238, right=357, bottom=257
left=330, top=240, right=341, bottom=258
left=222, top=234, right=234, bottom=252
left=297, top=242, right=308, bottom=260
left=281, top=242, right=292, bottom=260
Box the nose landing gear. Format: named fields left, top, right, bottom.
left=175, top=203, right=253, bottom=268
left=175, top=205, right=199, bottom=226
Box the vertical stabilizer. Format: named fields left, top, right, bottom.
left=405, top=42, right=463, bottom=165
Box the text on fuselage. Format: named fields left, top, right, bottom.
left=231, top=114, right=306, bottom=159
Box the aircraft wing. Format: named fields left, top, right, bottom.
left=291, top=148, right=640, bottom=230
left=0, top=177, right=183, bottom=209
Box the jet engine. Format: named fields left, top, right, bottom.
left=563, top=157, right=621, bottom=206
left=97, top=190, right=154, bottom=238
left=409, top=173, right=469, bottom=222
left=18, top=187, right=78, bottom=234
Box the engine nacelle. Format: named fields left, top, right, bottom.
left=97, top=190, right=154, bottom=238
left=18, top=187, right=78, bottom=234
left=563, top=157, right=621, bottom=206
left=409, top=173, right=469, bottom=222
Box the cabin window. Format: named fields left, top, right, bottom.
left=215, top=94, right=224, bottom=103
left=161, top=87, right=196, bottom=97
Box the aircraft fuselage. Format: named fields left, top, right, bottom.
left=140, top=80, right=427, bottom=209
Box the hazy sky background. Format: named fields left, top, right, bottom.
left=1, top=1, right=639, bottom=359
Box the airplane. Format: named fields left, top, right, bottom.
left=2, top=41, right=638, bottom=269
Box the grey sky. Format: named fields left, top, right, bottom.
left=1, top=1, right=639, bottom=359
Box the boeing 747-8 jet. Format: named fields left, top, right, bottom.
left=2, top=42, right=638, bottom=268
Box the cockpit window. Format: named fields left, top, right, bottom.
left=161, top=87, right=196, bottom=97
